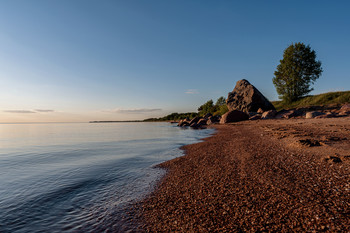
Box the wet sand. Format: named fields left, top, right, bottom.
left=139, top=117, right=350, bottom=232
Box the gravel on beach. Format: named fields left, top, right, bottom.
left=139, top=118, right=350, bottom=232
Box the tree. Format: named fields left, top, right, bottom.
left=215, top=96, right=226, bottom=106
left=214, top=96, right=228, bottom=115
left=198, top=100, right=215, bottom=116
left=273, top=42, right=323, bottom=103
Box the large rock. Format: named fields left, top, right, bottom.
left=226, top=79, right=275, bottom=113
left=220, top=110, right=249, bottom=124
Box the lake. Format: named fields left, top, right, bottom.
left=0, top=122, right=214, bottom=232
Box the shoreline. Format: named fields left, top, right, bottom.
left=138, top=118, right=350, bottom=232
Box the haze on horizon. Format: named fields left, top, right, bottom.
left=0, top=0, right=349, bottom=123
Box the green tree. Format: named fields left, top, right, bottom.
left=273, top=42, right=323, bottom=103
left=214, top=96, right=228, bottom=115
left=215, top=96, right=226, bottom=106
left=198, top=100, right=215, bottom=116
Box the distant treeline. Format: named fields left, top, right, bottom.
left=144, top=97, right=228, bottom=122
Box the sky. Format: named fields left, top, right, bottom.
left=0, top=0, right=349, bottom=122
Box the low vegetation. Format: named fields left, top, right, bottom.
left=272, top=91, right=350, bottom=111
left=144, top=97, right=228, bottom=122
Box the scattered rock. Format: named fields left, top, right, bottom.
left=305, top=111, right=325, bottom=119
left=220, top=110, right=249, bottom=124
left=226, top=79, right=275, bottom=113
left=275, top=109, right=303, bottom=119
left=261, top=110, right=277, bottom=119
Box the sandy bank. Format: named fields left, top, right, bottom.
left=139, top=117, right=350, bottom=232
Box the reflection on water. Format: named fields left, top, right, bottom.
left=0, top=122, right=214, bottom=232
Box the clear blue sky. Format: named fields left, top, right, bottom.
left=0, top=0, right=349, bottom=122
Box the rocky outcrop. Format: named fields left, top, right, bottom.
left=226, top=79, right=275, bottom=113
left=220, top=110, right=249, bottom=124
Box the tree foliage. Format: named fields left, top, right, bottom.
left=273, top=42, right=323, bottom=103
left=198, top=97, right=228, bottom=116
left=198, top=100, right=215, bottom=116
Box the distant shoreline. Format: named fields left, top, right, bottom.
left=89, top=120, right=178, bottom=123
left=89, top=120, right=143, bottom=123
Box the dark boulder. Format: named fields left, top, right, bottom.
left=220, top=110, right=249, bottom=124
left=207, top=115, right=220, bottom=125
left=197, top=118, right=208, bottom=126
left=189, top=117, right=200, bottom=125
left=226, top=79, right=275, bottom=113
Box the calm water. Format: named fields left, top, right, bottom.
left=0, top=122, right=214, bottom=232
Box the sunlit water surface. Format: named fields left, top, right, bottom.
left=0, top=122, right=214, bottom=232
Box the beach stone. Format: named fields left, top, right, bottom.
left=306, top=111, right=325, bottom=119
left=220, top=110, right=249, bottom=124
left=197, top=118, right=207, bottom=126
left=261, top=110, right=277, bottom=119
left=189, top=117, right=200, bottom=125
left=226, top=79, right=275, bottom=113
left=207, top=115, right=220, bottom=125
